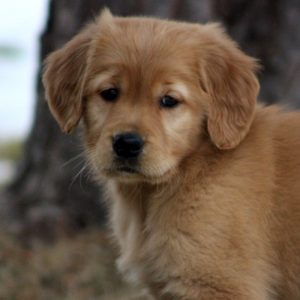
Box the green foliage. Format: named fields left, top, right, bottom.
left=0, top=45, right=23, bottom=59
left=0, top=139, right=23, bottom=162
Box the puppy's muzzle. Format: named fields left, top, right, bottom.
left=112, top=132, right=144, bottom=159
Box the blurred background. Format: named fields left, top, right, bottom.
left=0, top=0, right=299, bottom=299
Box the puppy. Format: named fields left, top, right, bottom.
left=43, top=9, right=300, bottom=300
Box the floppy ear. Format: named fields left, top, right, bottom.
left=42, top=8, right=114, bottom=133
left=42, top=23, right=96, bottom=133
left=200, top=24, right=260, bottom=150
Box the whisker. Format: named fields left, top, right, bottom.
left=69, top=164, right=88, bottom=191
left=62, top=152, right=85, bottom=167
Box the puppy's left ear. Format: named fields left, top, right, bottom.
left=43, top=8, right=114, bottom=133
left=200, top=24, right=260, bottom=149
left=42, top=25, right=94, bottom=133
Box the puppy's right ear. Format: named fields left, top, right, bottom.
left=42, top=23, right=96, bottom=133
left=199, top=24, right=259, bottom=150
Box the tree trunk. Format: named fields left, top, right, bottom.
left=1, top=0, right=109, bottom=242
left=1, top=0, right=299, bottom=242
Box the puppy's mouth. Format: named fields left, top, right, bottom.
left=101, top=162, right=177, bottom=184
left=100, top=157, right=177, bottom=183
left=115, top=166, right=138, bottom=174
left=103, top=159, right=140, bottom=177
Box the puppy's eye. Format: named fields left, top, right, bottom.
left=159, top=95, right=179, bottom=108
left=100, top=88, right=119, bottom=102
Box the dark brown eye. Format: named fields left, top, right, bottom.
left=160, top=95, right=179, bottom=108
left=100, top=88, right=119, bottom=101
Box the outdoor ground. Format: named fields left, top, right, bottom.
left=0, top=140, right=151, bottom=299
left=0, top=229, right=150, bottom=300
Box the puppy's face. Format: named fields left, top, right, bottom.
left=83, top=18, right=208, bottom=182
left=43, top=9, right=259, bottom=184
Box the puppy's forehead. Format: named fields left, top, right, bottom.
left=89, top=18, right=200, bottom=74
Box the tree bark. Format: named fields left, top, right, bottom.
left=1, top=0, right=299, bottom=242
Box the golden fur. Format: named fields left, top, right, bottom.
left=43, top=9, right=300, bottom=300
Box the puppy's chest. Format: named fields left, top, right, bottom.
left=109, top=182, right=199, bottom=287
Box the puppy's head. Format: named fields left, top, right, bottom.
left=43, top=9, right=259, bottom=183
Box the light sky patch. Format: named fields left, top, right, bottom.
left=0, top=0, right=49, bottom=140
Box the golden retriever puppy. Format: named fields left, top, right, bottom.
left=43, top=8, right=300, bottom=300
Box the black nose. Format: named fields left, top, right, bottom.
left=112, top=132, right=144, bottom=159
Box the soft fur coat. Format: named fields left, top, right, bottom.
left=43, top=9, right=300, bottom=300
